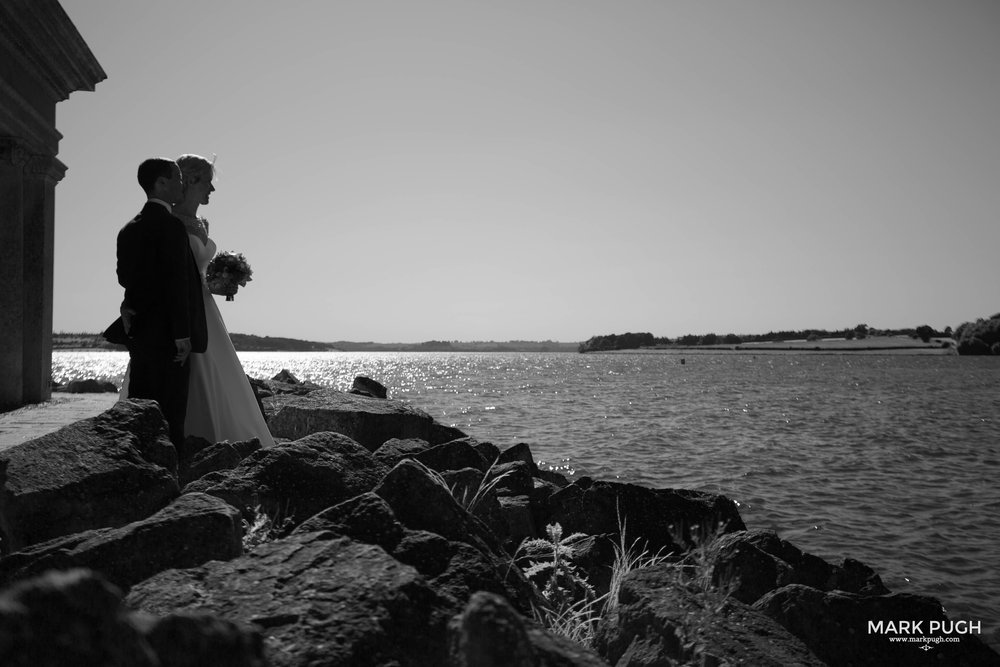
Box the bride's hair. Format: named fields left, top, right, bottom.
left=176, top=154, right=215, bottom=191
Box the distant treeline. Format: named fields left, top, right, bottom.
left=51, top=332, right=337, bottom=352
left=954, top=314, right=1000, bottom=355
left=578, top=332, right=658, bottom=353
left=328, top=340, right=579, bottom=352
left=228, top=333, right=338, bottom=352
left=579, top=322, right=964, bottom=353
left=52, top=332, right=579, bottom=353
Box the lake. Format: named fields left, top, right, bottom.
left=52, top=349, right=1000, bottom=645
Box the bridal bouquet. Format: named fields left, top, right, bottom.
left=206, top=250, right=253, bottom=301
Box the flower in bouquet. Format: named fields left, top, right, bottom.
left=206, top=250, right=253, bottom=301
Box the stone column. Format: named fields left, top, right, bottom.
left=0, top=0, right=106, bottom=411
left=22, top=154, right=66, bottom=403
left=0, top=138, right=28, bottom=410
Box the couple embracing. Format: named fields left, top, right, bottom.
left=111, top=155, right=274, bottom=449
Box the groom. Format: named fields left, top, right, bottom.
left=116, top=157, right=208, bottom=446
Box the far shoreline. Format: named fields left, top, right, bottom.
left=590, top=336, right=959, bottom=355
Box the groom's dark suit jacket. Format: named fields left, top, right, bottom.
left=117, top=201, right=208, bottom=353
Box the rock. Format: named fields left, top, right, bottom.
left=373, top=437, right=432, bottom=466
left=475, top=439, right=502, bottom=462
left=498, top=495, right=538, bottom=550
left=265, top=389, right=437, bottom=450
left=133, top=612, right=266, bottom=667
left=497, top=442, right=541, bottom=474
left=350, top=375, right=387, bottom=398
left=594, top=563, right=824, bottom=666
left=495, top=441, right=570, bottom=488
left=448, top=591, right=538, bottom=667
left=440, top=467, right=485, bottom=503
left=440, top=467, right=509, bottom=544
left=373, top=437, right=491, bottom=475
left=491, top=460, right=535, bottom=496
left=754, top=584, right=1000, bottom=666
left=245, top=374, right=269, bottom=422
left=373, top=459, right=498, bottom=551
left=430, top=422, right=470, bottom=446
left=262, top=378, right=323, bottom=399
left=0, top=569, right=158, bottom=667
left=529, top=476, right=564, bottom=506
left=270, top=369, right=299, bottom=384
left=0, top=493, right=242, bottom=591
left=251, top=371, right=324, bottom=409
left=449, top=591, right=610, bottom=667
left=0, top=399, right=179, bottom=552
left=183, top=431, right=388, bottom=526
left=178, top=433, right=214, bottom=465
left=411, top=439, right=490, bottom=474
left=528, top=627, right=613, bottom=667
left=62, top=378, right=119, bottom=393
left=541, top=478, right=746, bottom=559
left=247, top=375, right=272, bottom=399
left=373, top=460, right=543, bottom=612
left=179, top=438, right=262, bottom=487
left=294, top=492, right=404, bottom=551
left=126, top=531, right=457, bottom=667
left=535, top=467, right=570, bottom=488
left=708, top=529, right=889, bottom=604
left=295, top=492, right=538, bottom=614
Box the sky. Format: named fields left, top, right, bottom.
left=53, top=0, right=1000, bottom=343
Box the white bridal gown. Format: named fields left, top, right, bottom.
left=184, top=232, right=275, bottom=447
left=120, top=231, right=275, bottom=448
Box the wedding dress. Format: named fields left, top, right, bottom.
left=120, top=225, right=275, bottom=448
left=182, top=227, right=275, bottom=447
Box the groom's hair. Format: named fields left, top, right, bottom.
left=137, top=158, right=176, bottom=195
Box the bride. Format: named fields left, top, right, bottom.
left=170, top=154, right=275, bottom=447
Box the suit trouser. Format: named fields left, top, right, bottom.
left=127, top=343, right=191, bottom=447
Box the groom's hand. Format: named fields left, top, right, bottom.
left=174, top=338, right=192, bottom=364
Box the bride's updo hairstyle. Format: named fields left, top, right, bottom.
left=176, top=154, right=215, bottom=192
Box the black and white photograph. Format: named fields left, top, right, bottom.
left=1, top=1, right=998, bottom=664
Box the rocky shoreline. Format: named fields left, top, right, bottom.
left=0, top=373, right=996, bottom=666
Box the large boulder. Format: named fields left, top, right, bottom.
left=179, top=438, right=262, bottom=487
left=126, top=530, right=457, bottom=667
left=350, top=375, right=387, bottom=398
left=373, top=459, right=499, bottom=552
left=0, top=399, right=179, bottom=552
left=373, top=437, right=495, bottom=475
left=133, top=612, right=266, bottom=667
left=372, top=437, right=432, bottom=466
left=264, top=389, right=444, bottom=450
left=594, top=563, right=824, bottom=666
left=0, top=493, right=242, bottom=591
left=708, top=529, right=889, bottom=604
left=0, top=569, right=158, bottom=667
left=540, top=478, right=746, bottom=557
left=183, top=431, right=388, bottom=526
left=410, top=439, right=491, bottom=474
left=60, top=378, right=119, bottom=394
left=754, top=583, right=1000, bottom=666
left=440, top=466, right=509, bottom=543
